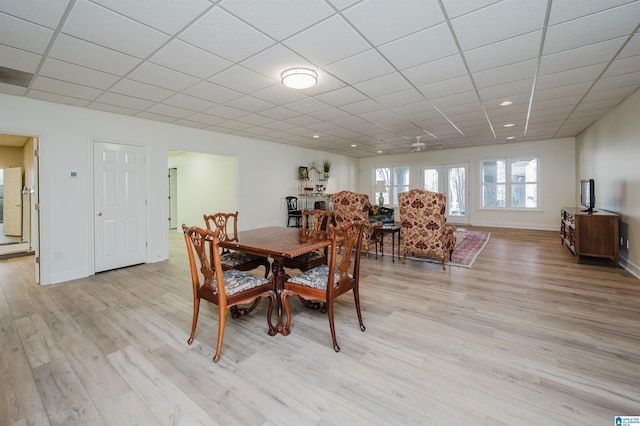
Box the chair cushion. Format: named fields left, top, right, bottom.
left=291, top=250, right=324, bottom=262
left=215, top=269, right=271, bottom=296
left=220, top=251, right=263, bottom=267
left=288, top=265, right=350, bottom=290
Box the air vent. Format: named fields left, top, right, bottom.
left=0, top=65, right=34, bottom=87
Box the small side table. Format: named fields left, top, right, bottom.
left=373, top=225, right=401, bottom=262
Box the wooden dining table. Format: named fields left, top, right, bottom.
left=219, top=226, right=331, bottom=335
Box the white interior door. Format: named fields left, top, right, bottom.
left=421, top=163, right=469, bottom=224
left=3, top=167, right=22, bottom=236
left=94, top=142, right=147, bottom=273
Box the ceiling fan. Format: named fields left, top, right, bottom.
left=409, top=136, right=427, bottom=152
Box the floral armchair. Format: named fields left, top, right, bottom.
left=398, top=189, right=457, bottom=270
left=331, top=190, right=382, bottom=256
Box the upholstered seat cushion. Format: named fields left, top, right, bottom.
left=288, top=265, right=352, bottom=290
left=213, top=269, right=271, bottom=296
left=220, top=251, right=264, bottom=267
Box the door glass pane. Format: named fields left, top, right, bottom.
left=448, top=167, right=465, bottom=216
left=423, top=169, right=438, bottom=192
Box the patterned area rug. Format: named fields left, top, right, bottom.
left=375, top=230, right=490, bottom=268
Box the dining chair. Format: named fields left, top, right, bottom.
left=281, top=220, right=367, bottom=352
left=204, top=212, right=270, bottom=279
left=286, top=196, right=302, bottom=228
left=183, top=225, right=276, bottom=362
left=283, top=209, right=333, bottom=272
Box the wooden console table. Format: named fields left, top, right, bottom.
left=561, top=207, right=619, bottom=266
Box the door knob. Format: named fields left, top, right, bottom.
left=96, top=211, right=103, bottom=216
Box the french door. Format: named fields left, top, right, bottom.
left=420, top=163, right=468, bottom=224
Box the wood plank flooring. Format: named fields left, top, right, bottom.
left=1, top=226, right=639, bottom=425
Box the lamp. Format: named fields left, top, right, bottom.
left=281, top=68, right=317, bottom=89
left=375, top=180, right=387, bottom=208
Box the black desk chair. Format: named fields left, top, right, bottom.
left=286, top=196, right=302, bottom=228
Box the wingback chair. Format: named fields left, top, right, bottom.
left=331, top=190, right=382, bottom=256
left=398, top=189, right=457, bottom=270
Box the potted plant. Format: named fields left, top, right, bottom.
left=322, top=159, right=331, bottom=179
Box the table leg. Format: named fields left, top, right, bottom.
left=396, top=229, right=401, bottom=262
left=269, top=256, right=288, bottom=336
left=391, top=231, right=395, bottom=263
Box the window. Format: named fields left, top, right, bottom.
left=374, top=166, right=409, bottom=205
left=481, top=157, right=538, bottom=209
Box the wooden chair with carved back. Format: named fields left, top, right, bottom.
left=182, top=224, right=276, bottom=362
left=281, top=220, right=367, bottom=352
left=283, top=209, right=333, bottom=272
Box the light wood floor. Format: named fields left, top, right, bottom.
left=1, top=227, right=639, bottom=425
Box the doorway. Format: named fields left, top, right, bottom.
left=421, top=163, right=469, bottom=225
left=0, top=133, right=38, bottom=262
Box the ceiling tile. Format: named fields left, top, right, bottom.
left=0, top=12, right=54, bottom=53
left=324, top=49, right=395, bottom=85
left=110, top=79, right=174, bottom=102
left=539, top=37, right=627, bottom=75
left=29, top=90, right=91, bottom=107
left=62, top=0, right=169, bottom=58
left=221, top=0, right=335, bottom=41
left=128, top=62, right=199, bottom=92
left=544, top=2, right=640, bottom=55
left=465, top=31, right=542, bottom=72
left=40, top=58, right=119, bottom=90
left=0, top=45, right=42, bottom=73
left=548, top=0, right=637, bottom=25
left=183, top=81, right=243, bottom=103
left=418, top=75, right=475, bottom=99
left=91, top=0, right=213, bottom=34
left=379, top=23, right=458, bottom=70
left=146, top=103, right=192, bottom=119
left=163, top=93, right=217, bottom=112
left=440, top=0, right=500, bottom=20
left=402, top=54, right=467, bottom=87
left=451, top=0, right=547, bottom=51
left=473, top=59, right=537, bottom=89
left=180, top=7, right=274, bottom=63
left=0, top=0, right=68, bottom=29
left=536, top=63, right=606, bottom=91
left=49, top=34, right=139, bottom=76
left=95, top=91, right=155, bottom=110
left=208, top=65, right=277, bottom=94
left=226, top=95, right=275, bottom=113
left=149, top=39, right=232, bottom=79
left=31, top=76, right=102, bottom=100
left=283, top=15, right=370, bottom=66
left=343, top=0, right=444, bottom=46
left=353, top=72, right=413, bottom=98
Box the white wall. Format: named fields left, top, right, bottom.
left=0, top=94, right=357, bottom=285
left=167, top=152, right=237, bottom=231
left=576, top=88, right=640, bottom=277
left=358, top=138, right=576, bottom=231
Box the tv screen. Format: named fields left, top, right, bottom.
left=580, top=179, right=595, bottom=212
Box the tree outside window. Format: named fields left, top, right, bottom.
left=374, top=166, right=409, bottom=206
left=481, top=157, right=538, bottom=209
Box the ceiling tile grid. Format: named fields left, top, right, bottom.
left=0, top=0, right=639, bottom=157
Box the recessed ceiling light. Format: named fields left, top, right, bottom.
left=350, top=144, right=357, bottom=147
left=503, top=123, right=514, bottom=127
left=377, top=150, right=383, bottom=154
left=500, top=101, right=513, bottom=106
left=281, top=68, right=317, bottom=89
left=313, top=134, right=319, bottom=138
left=506, top=136, right=515, bottom=140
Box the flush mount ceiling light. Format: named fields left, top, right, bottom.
left=500, top=100, right=514, bottom=106
left=281, top=68, right=317, bottom=89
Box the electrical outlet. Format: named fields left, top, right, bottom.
left=627, top=240, right=630, bottom=250
left=620, top=236, right=624, bottom=246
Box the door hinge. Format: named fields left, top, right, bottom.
left=35, top=256, right=40, bottom=263
left=35, top=203, right=40, bottom=210
left=34, top=149, right=39, bottom=157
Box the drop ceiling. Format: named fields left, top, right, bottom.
left=1, top=0, right=639, bottom=157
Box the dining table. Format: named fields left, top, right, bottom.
left=219, top=226, right=331, bottom=335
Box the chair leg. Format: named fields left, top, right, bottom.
left=326, top=300, right=339, bottom=352
left=449, top=249, right=454, bottom=261
left=440, top=255, right=446, bottom=270
left=263, top=261, right=271, bottom=279
left=281, top=290, right=292, bottom=336
left=266, top=291, right=277, bottom=336
left=213, top=307, right=227, bottom=363
left=353, top=289, right=366, bottom=332
left=188, top=297, right=200, bottom=345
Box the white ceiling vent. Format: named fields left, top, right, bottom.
left=0, top=66, right=33, bottom=88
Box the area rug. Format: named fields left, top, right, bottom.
left=374, top=230, right=490, bottom=268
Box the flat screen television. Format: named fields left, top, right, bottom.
left=580, top=178, right=596, bottom=213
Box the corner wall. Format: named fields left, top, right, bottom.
left=576, top=88, right=640, bottom=278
